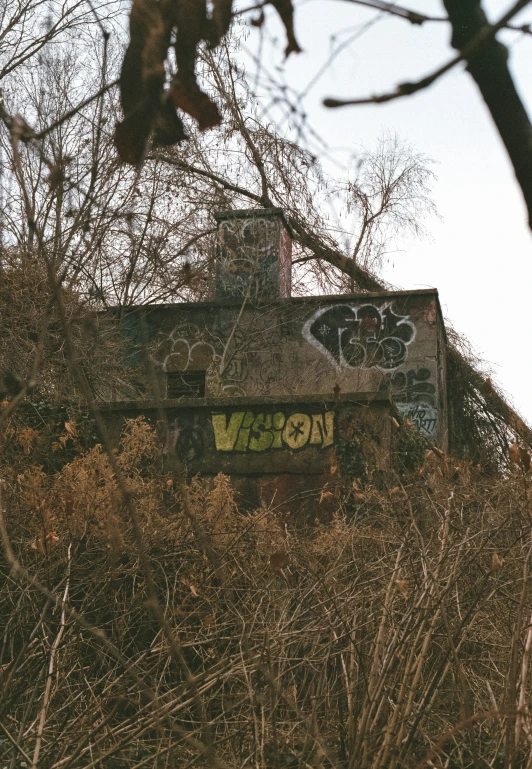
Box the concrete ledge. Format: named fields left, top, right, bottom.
left=99, top=288, right=441, bottom=316
left=98, top=391, right=395, bottom=412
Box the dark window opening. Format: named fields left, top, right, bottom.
left=167, top=371, right=206, bottom=399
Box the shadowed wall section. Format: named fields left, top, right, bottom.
left=103, top=288, right=447, bottom=445
left=101, top=394, right=394, bottom=516
left=96, top=208, right=447, bottom=514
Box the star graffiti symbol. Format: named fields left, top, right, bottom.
left=318, top=324, right=331, bottom=335
left=289, top=420, right=305, bottom=440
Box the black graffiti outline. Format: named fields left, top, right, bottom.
left=400, top=404, right=438, bottom=437
left=288, top=419, right=305, bottom=440
left=166, top=415, right=205, bottom=461
left=302, top=303, right=416, bottom=371
left=381, top=367, right=436, bottom=407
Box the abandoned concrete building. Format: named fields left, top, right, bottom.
left=102, top=208, right=447, bottom=508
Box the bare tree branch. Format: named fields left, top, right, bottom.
left=443, top=0, right=532, bottom=230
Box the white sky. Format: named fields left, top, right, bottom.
left=244, top=0, right=532, bottom=425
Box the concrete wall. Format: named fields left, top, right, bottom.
left=214, top=208, right=292, bottom=300
left=101, top=394, right=394, bottom=516
left=107, top=288, right=446, bottom=446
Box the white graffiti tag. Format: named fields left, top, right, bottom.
left=161, top=327, right=220, bottom=373
left=302, top=303, right=416, bottom=371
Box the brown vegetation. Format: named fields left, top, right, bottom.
left=1, top=4, right=532, bottom=767
left=2, top=417, right=532, bottom=768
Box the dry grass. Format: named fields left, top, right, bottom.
left=2, top=418, right=532, bottom=769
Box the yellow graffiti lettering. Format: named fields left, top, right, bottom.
left=282, top=413, right=312, bottom=450
left=310, top=412, right=334, bottom=448
left=212, top=410, right=334, bottom=452
left=272, top=412, right=285, bottom=448
left=234, top=411, right=255, bottom=452
left=211, top=412, right=245, bottom=451
left=249, top=413, right=274, bottom=451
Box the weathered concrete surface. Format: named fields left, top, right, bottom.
left=103, top=288, right=446, bottom=446
left=214, top=208, right=292, bottom=300
left=102, top=393, right=392, bottom=473
left=101, top=393, right=394, bottom=517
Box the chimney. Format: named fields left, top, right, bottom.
left=214, top=208, right=292, bottom=300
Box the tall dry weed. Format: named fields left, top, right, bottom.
left=2, top=418, right=532, bottom=768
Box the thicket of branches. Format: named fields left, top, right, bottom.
left=1, top=2, right=532, bottom=768
left=3, top=418, right=532, bottom=768
left=0, top=9, right=529, bottom=460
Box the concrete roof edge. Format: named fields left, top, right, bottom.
left=100, top=287, right=441, bottom=315
left=213, top=207, right=294, bottom=237
left=98, top=392, right=395, bottom=411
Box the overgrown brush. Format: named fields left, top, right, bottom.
left=2, top=418, right=532, bottom=768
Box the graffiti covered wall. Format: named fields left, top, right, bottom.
left=103, top=395, right=392, bottom=478
left=214, top=209, right=292, bottom=300
left=164, top=407, right=334, bottom=462
left=110, top=288, right=446, bottom=446
left=302, top=303, right=416, bottom=371
left=380, top=368, right=438, bottom=437
left=101, top=394, right=393, bottom=519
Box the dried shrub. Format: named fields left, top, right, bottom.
left=2, top=417, right=532, bottom=768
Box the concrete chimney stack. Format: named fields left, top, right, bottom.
left=214, top=208, right=292, bottom=300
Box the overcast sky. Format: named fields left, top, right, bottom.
left=244, top=0, right=532, bottom=426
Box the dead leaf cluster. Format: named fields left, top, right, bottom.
left=115, top=0, right=302, bottom=164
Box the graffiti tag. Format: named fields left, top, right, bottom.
left=165, top=415, right=205, bottom=460
left=211, top=410, right=334, bottom=453
left=382, top=368, right=436, bottom=407
left=217, top=217, right=278, bottom=298
left=397, top=403, right=438, bottom=437
left=380, top=367, right=438, bottom=437
left=302, top=303, right=416, bottom=371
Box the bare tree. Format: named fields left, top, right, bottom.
left=342, top=132, right=437, bottom=283
left=1, top=5, right=532, bottom=769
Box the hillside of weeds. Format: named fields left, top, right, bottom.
left=2, top=417, right=532, bottom=769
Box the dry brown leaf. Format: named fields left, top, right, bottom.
left=329, top=464, right=338, bottom=475
left=394, top=578, right=409, bottom=598
left=189, top=584, right=199, bottom=598
left=169, top=79, right=221, bottom=131
left=269, top=552, right=289, bottom=571
left=30, top=538, right=46, bottom=555
left=285, top=684, right=297, bottom=703
left=509, top=443, right=531, bottom=471
left=268, top=0, right=302, bottom=56
left=509, top=442, right=521, bottom=464
left=212, top=0, right=233, bottom=41
left=319, top=489, right=334, bottom=504
left=115, top=0, right=171, bottom=165
left=520, top=447, right=531, bottom=473
left=490, top=553, right=504, bottom=572
left=484, top=377, right=495, bottom=395
left=153, top=98, right=187, bottom=146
